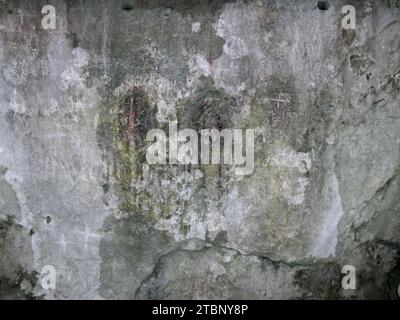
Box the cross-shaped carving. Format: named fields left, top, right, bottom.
left=269, top=92, right=290, bottom=129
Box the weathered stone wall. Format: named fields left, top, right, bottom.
left=0, top=0, right=399, bottom=299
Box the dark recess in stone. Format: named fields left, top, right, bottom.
left=70, top=33, right=79, bottom=48
left=317, top=1, right=329, bottom=10
left=122, top=4, right=134, bottom=11
left=0, top=216, right=14, bottom=237
left=0, top=267, right=40, bottom=300
left=45, top=216, right=52, bottom=224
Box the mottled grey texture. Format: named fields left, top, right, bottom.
left=0, top=0, right=399, bottom=299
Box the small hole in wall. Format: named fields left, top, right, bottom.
left=122, top=4, right=133, bottom=11
left=317, top=1, right=329, bottom=10
left=71, top=33, right=79, bottom=48
left=46, top=216, right=52, bottom=224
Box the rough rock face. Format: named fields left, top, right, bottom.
left=0, top=0, right=399, bottom=299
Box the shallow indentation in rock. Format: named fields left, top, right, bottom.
left=97, top=87, right=157, bottom=213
